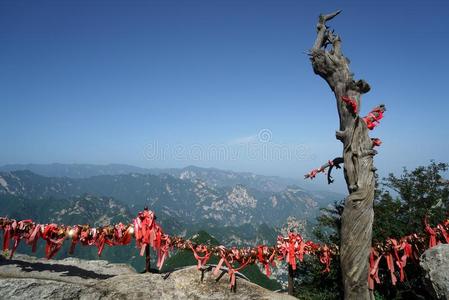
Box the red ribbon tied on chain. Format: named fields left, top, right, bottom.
left=2, top=221, right=13, bottom=252
left=319, top=245, right=331, bottom=273
left=190, top=244, right=210, bottom=270
left=213, top=246, right=250, bottom=290
left=390, top=238, right=407, bottom=282
left=424, top=217, right=438, bottom=248
left=10, top=220, right=39, bottom=259
left=257, top=245, right=276, bottom=277
left=386, top=252, right=397, bottom=286
left=437, top=224, right=449, bottom=243
left=133, top=208, right=168, bottom=270
left=42, top=224, right=66, bottom=259
left=113, top=223, right=132, bottom=246
left=369, top=248, right=382, bottom=290
left=68, top=225, right=80, bottom=254
left=2, top=208, right=449, bottom=291
left=134, top=208, right=157, bottom=256
left=276, top=232, right=307, bottom=271
left=96, top=227, right=116, bottom=256
left=79, top=226, right=97, bottom=246
left=26, top=222, right=41, bottom=253
left=156, top=232, right=171, bottom=270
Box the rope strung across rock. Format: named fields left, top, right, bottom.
left=0, top=208, right=334, bottom=290
left=0, top=209, right=448, bottom=291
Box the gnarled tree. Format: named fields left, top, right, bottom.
left=308, top=11, right=386, bottom=299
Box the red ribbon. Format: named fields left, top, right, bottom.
left=372, top=138, right=382, bottom=147
left=10, top=220, right=37, bottom=259
left=9, top=210, right=449, bottom=290
left=369, top=248, right=382, bottom=290
left=307, top=169, right=318, bottom=179
left=424, top=217, right=437, bottom=248
left=42, top=224, right=65, bottom=259
left=213, top=246, right=250, bottom=290
left=363, top=107, right=384, bottom=130
left=386, top=253, right=397, bottom=286
left=157, top=233, right=171, bottom=270
left=190, top=244, right=211, bottom=270
left=341, top=96, right=358, bottom=113
left=2, top=222, right=12, bottom=252
left=134, top=208, right=159, bottom=256
left=437, top=224, right=449, bottom=243
left=319, top=245, right=331, bottom=273
left=389, top=238, right=406, bottom=282
left=113, top=223, right=132, bottom=246
left=69, top=226, right=80, bottom=254
left=26, top=223, right=41, bottom=253
left=257, top=245, right=275, bottom=277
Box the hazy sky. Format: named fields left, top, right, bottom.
left=1, top=0, right=448, bottom=192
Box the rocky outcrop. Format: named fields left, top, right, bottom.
left=420, top=244, right=449, bottom=300
left=0, top=254, right=293, bottom=300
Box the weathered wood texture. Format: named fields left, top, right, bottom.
left=309, top=11, right=385, bottom=300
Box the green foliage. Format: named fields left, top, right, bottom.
left=374, top=161, right=449, bottom=243
left=297, top=161, right=448, bottom=299
left=240, top=264, right=282, bottom=291
left=372, top=192, right=405, bottom=242
left=294, top=255, right=342, bottom=300
left=313, top=200, right=344, bottom=245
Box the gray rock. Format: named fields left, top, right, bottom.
left=0, top=254, right=294, bottom=300
left=420, top=244, right=449, bottom=300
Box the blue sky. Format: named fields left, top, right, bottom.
left=1, top=0, right=448, bottom=192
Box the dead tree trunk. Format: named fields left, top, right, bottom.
left=308, top=11, right=385, bottom=299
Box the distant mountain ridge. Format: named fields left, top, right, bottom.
left=0, top=163, right=301, bottom=192
left=0, top=170, right=336, bottom=229
left=0, top=163, right=150, bottom=178
left=0, top=163, right=343, bottom=247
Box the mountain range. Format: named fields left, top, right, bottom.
left=0, top=163, right=314, bottom=192
left=0, top=164, right=342, bottom=232
left=0, top=163, right=343, bottom=289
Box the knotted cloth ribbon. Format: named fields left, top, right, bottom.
left=369, top=248, right=382, bottom=290
left=213, top=246, right=251, bottom=290
left=42, top=224, right=66, bottom=259
left=341, top=95, right=358, bottom=113
left=190, top=244, right=211, bottom=270
left=257, top=245, right=276, bottom=277
left=424, top=217, right=437, bottom=248
left=363, top=106, right=385, bottom=130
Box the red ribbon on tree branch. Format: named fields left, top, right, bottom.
left=341, top=95, right=358, bottom=113
left=363, top=104, right=386, bottom=130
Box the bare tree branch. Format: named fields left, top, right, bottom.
left=304, top=157, right=344, bottom=184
